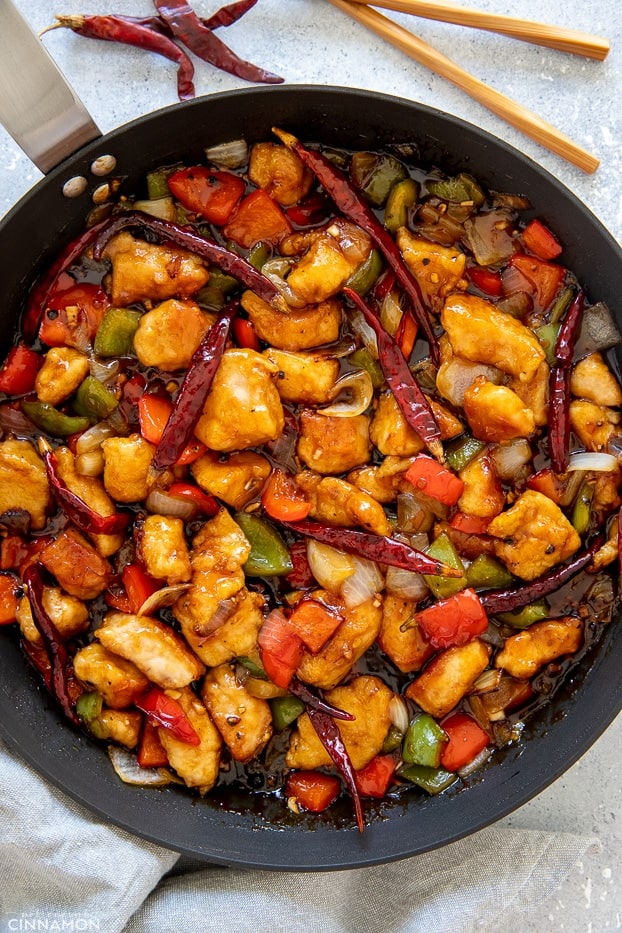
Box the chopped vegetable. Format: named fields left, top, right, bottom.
left=415, top=588, right=488, bottom=648
left=286, top=770, right=341, bottom=813
left=235, top=512, right=294, bottom=577
left=404, top=455, right=465, bottom=506
left=0, top=344, right=42, bottom=395
left=402, top=713, right=448, bottom=768
left=439, top=712, right=490, bottom=771
left=261, top=469, right=311, bottom=522
left=135, top=687, right=201, bottom=745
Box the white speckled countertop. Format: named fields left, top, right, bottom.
left=1, top=1, right=620, bottom=929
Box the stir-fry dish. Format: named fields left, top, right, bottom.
left=0, top=130, right=620, bottom=831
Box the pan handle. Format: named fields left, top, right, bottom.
left=0, top=1, right=101, bottom=174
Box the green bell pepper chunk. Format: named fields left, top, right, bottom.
left=497, top=598, right=550, bottom=629
left=270, top=696, right=306, bottom=731
left=21, top=400, right=90, bottom=438
left=427, top=172, right=485, bottom=208
left=572, top=478, right=595, bottom=535
left=75, top=691, right=106, bottom=739
left=195, top=284, right=226, bottom=312
left=402, top=713, right=448, bottom=768
left=444, top=434, right=486, bottom=472
left=237, top=656, right=268, bottom=680
left=382, top=723, right=405, bottom=754
left=345, top=249, right=384, bottom=296
left=466, top=553, right=515, bottom=590
left=548, top=286, right=574, bottom=325
left=384, top=178, right=419, bottom=234
left=146, top=165, right=178, bottom=200
left=349, top=348, right=385, bottom=390
left=535, top=323, right=561, bottom=365
left=247, top=241, right=271, bottom=271
left=350, top=151, right=408, bottom=207
left=424, top=531, right=468, bottom=598
left=206, top=267, right=240, bottom=295
left=234, top=511, right=294, bottom=576
left=398, top=763, right=458, bottom=795
left=94, top=308, right=142, bottom=358
left=73, top=375, right=118, bottom=423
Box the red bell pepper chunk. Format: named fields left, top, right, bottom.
left=137, top=393, right=207, bottom=466
left=286, top=770, right=341, bottom=813
left=0, top=344, right=42, bottom=395
left=261, top=468, right=311, bottom=522
left=396, top=309, right=418, bottom=361
left=287, top=597, right=344, bottom=654
left=223, top=188, right=292, bottom=248
left=508, top=254, right=565, bottom=312
left=122, top=563, right=161, bottom=615
left=521, top=218, right=563, bottom=261
left=416, top=588, right=488, bottom=649
left=527, top=467, right=566, bottom=504
left=135, top=687, right=201, bottom=746
left=0, top=572, right=20, bottom=625
left=285, top=192, right=331, bottom=227
left=167, top=166, right=245, bottom=225
left=39, top=283, right=109, bottom=348
left=449, top=512, right=490, bottom=534
left=166, top=482, right=219, bottom=516
left=354, top=754, right=397, bottom=798
left=137, top=721, right=170, bottom=769
left=440, top=712, right=490, bottom=771
left=404, top=454, right=465, bottom=506
left=258, top=608, right=304, bottom=689
left=467, top=266, right=503, bottom=297
left=286, top=540, right=316, bottom=589
left=232, top=316, right=261, bottom=351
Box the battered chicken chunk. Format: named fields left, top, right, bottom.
left=296, top=472, right=391, bottom=536
left=73, top=642, right=150, bottom=709
left=285, top=220, right=372, bottom=306
left=370, top=390, right=425, bottom=457
left=248, top=142, right=313, bottom=206
left=138, top=514, right=192, bottom=585
left=202, top=663, right=272, bottom=762
left=194, top=349, right=284, bottom=452
left=297, top=410, right=371, bottom=474
left=569, top=399, right=621, bottom=452
left=347, top=456, right=414, bottom=504
left=16, top=586, right=89, bottom=646
left=397, top=228, right=466, bottom=310
left=436, top=334, right=503, bottom=408
left=509, top=359, right=550, bottom=427
left=377, top=594, right=434, bottom=673
left=463, top=377, right=536, bottom=442
left=54, top=447, right=124, bottom=557
left=441, top=293, right=546, bottom=382
left=0, top=439, right=51, bottom=530
left=286, top=675, right=394, bottom=771
left=191, top=450, right=271, bottom=510
left=94, top=710, right=142, bottom=748
left=240, top=292, right=342, bottom=351
left=487, top=490, right=581, bottom=581
left=296, top=594, right=383, bottom=690
left=263, top=348, right=340, bottom=405
left=101, top=434, right=156, bottom=503
left=40, top=528, right=111, bottom=599
left=570, top=351, right=622, bottom=407
left=35, top=347, right=90, bottom=406
left=102, top=231, right=209, bottom=306
left=405, top=639, right=491, bottom=718
left=157, top=687, right=222, bottom=793
left=458, top=452, right=505, bottom=520
left=495, top=616, right=583, bottom=679
left=133, top=299, right=215, bottom=371
left=95, top=612, right=205, bottom=689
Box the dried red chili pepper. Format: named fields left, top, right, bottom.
left=22, top=563, right=80, bottom=726
left=283, top=519, right=463, bottom=577
left=39, top=438, right=130, bottom=536
left=152, top=306, right=234, bottom=472
left=22, top=219, right=110, bottom=344
left=289, top=679, right=355, bottom=722
left=272, top=128, right=439, bottom=362
left=154, top=0, right=283, bottom=84
left=307, top=707, right=364, bottom=833
left=344, top=287, right=442, bottom=459
left=91, top=210, right=287, bottom=312
left=547, top=289, right=585, bottom=472
left=479, top=535, right=604, bottom=615
left=203, top=0, right=259, bottom=29
left=47, top=15, right=195, bottom=101
left=554, top=288, right=585, bottom=368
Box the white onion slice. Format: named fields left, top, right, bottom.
left=261, top=258, right=307, bottom=309
left=319, top=369, right=374, bottom=418
left=567, top=451, right=618, bottom=472
left=145, top=488, right=196, bottom=520
left=388, top=695, right=409, bottom=735
left=107, top=746, right=181, bottom=786
left=490, top=438, right=532, bottom=481
left=204, top=138, right=248, bottom=169
left=138, top=583, right=192, bottom=617
left=385, top=565, right=429, bottom=601
left=74, top=449, right=105, bottom=477
left=133, top=196, right=176, bottom=221
left=341, top=555, right=384, bottom=608
left=380, top=291, right=402, bottom=337
left=457, top=746, right=492, bottom=778
left=75, top=421, right=116, bottom=455
left=89, top=358, right=120, bottom=384
left=306, top=539, right=355, bottom=594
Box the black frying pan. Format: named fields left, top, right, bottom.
left=0, top=65, right=621, bottom=869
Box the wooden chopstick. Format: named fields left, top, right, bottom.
left=326, top=0, right=600, bottom=173
left=347, top=0, right=610, bottom=60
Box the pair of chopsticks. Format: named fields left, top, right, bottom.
left=326, top=0, right=609, bottom=173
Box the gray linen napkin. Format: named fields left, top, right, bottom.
left=0, top=738, right=598, bottom=933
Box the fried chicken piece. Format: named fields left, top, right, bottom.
left=495, top=616, right=583, bottom=679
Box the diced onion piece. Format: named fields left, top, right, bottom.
left=319, top=370, right=374, bottom=418
left=74, top=449, right=105, bottom=477
left=75, top=421, right=116, bottom=455
left=437, top=356, right=503, bottom=408
left=145, top=488, right=196, bottom=520
left=489, top=438, right=533, bottom=481
left=471, top=668, right=503, bottom=694
left=347, top=306, right=379, bottom=359
left=340, top=555, right=384, bottom=609
left=261, top=258, right=307, bottom=309
left=306, top=539, right=355, bottom=594
left=192, top=597, right=239, bottom=639
left=243, top=675, right=288, bottom=699
left=385, top=564, right=429, bottom=601
left=133, top=196, right=176, bottom=221
left=457, top=746, right=492, bottom=778
left=326, top=219, right=371, bottom=264
left=388, top=695, right=409, bottom=735
left=380, top=291, right=402, bottom=337
left=205, top=138, right=248, bottom=169
left=107, top=746, right=180, bottom=786
left=89, top=358, right=120, bottom=384
left=567, top=451, right=618, bottom=473
left=138, top=583, right=192, bottom=617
